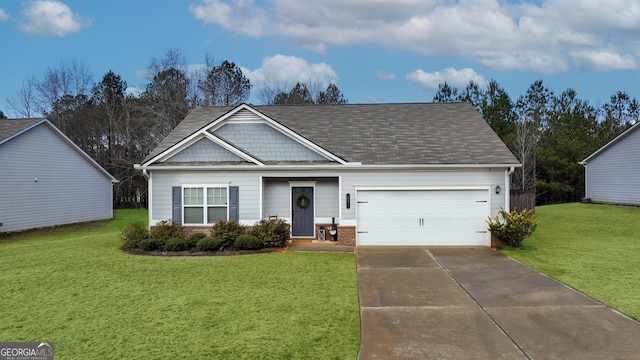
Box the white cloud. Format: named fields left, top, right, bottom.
left=241, top=54, right=338, bottom=93
left=406, top=68, right=488, bottom=91
left=126, top=86, right=144, bottom=98
left=0, top=9, right=10, bottom=21
left=375, top=70, right=396, bottom=81
left=570, top=50, right=637, bottom=71
left=188, top=0, right=640, bottom=73
left=19, top=1, right=91, bottom=37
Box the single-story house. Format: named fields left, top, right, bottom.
left=0, top=119, right=117, bottom=233
left=580, top=121, right=640, bottom=205
left=135, top=102, right=520, bottom=246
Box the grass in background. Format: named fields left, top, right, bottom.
left=0, top=209, right=360, bottom=359
left=502, top=203, right=640, bottom=320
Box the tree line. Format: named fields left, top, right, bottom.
left=434, top=80, right=639, bottom=204
left=3, top=49, right=636, bottom=207
left=2, top=50, right=347, bottom=208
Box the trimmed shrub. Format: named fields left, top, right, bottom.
left=211, top=221, right=247, bottom=247
left=186, top=233, right=208, bottom=248
left=150, top=220, right=184, bottom=242
left=121, top=223, right=149, bottom=250
left=196, top=237, right=222, bottom=252
left=165, top=237, right=190, bottom=252
left=487, top=208, right=537, bottom=248
left=234, top=234, right=263, bottom=250
left=139, top=238, right=164, bottom=251
left=251, top=219, right=290, bottom=248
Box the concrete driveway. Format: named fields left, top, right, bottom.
left=356, top=246, right=640, bottom=360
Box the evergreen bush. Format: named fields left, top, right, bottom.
left=139, top=238, right=164, bottom=251
left=487, top=208, right=537, bottom=248
left=234, top=234, right=263, bottom=250
left=251, top=219, right=290, bottom=248
left=121, top=223, right=149, bottom=250
left=211, top=221, right=246, bottom=247
left=165, top=237, right=190, bottom=252
left=196, top=237, right=222, bottom=252
left=186, top=233, right=208, bottom=248
left=150, top=220, right=183, bottom=241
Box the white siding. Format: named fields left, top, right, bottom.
left=586, top=128, right=640, bottom=205
left=0, top=124, right=114, bottom=232
left=150, top=168, right=507, bottom=227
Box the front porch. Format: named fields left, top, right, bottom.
left=261, top=176, right=356, bottom=246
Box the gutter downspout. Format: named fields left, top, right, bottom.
left=136, top=166, right=152, bottom=227
left=505, top=167, right=515, bottom=212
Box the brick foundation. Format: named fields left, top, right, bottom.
left=314, top=224, right=356, bottom=246
left=182, top=226, right=212, bottom=237
left=491, top=233, right=507, bottom=249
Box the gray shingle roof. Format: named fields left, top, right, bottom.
left=144, top=102, right=519, bottom=166
left=0, top=119, right=43, bottom=145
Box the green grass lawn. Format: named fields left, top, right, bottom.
left=0, top=210, right=360, bottom=359
left=502, top=203, right=640, bottom=320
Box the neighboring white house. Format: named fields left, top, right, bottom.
left=580, top=122, right=640, bottom=205
left=0, top=119, right=118, bottom=233
left=135, top=102, right=520, bottom=247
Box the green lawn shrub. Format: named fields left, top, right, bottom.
left=234, top=234, right=263, bottom=250
left=211, top=221, right=246, bottom=247
left=196, top=237, right=222, bottom=252
left=186, top=232, right=208, bottom=248
left=139, top=237, right=164, bottom=251
left=165, top=237, right=190, bottom=252
left=121, top=223, right=149, bottom=250
left=251, top=218, right=290, bottom=248
left=487, top=208, right=537, bottom=248
left=150, top=220, right=184, bottom=241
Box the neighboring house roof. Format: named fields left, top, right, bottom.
left=0, top=118, right=42, bottom=144
left=0, top=118, right=118, bottom=183
left=580, top=121, right=640, bottom=164
left=142, top=102, right=519, bottom=167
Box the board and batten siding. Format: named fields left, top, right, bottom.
left=149, top=168, right=507, bottom=226
left=585, top=127, right=640, bottom=205
left=0, top=123, right=114, bottom=233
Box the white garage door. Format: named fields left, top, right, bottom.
left=356, top=190, right=490, bottom=246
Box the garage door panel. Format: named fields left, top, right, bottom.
left=357, top=190, right=490, bottom=246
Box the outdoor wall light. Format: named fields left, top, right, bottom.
left=346, top=193, right=351, bottom=209
left=495, top=185, right=501, bottom=194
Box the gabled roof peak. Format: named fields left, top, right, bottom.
left=142, top=102, right=519, bottom=167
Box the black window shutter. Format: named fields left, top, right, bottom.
left=229, top=186, right=239, bottom=222
left=172, top=186, right=182, bottom=224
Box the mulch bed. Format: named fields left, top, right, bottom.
left=122, top=247, right=287, bottom=257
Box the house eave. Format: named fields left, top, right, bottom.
left=580, top=120, right=640, bottom=165
left=134, top=163, right=521, bottom=172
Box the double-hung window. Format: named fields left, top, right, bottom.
left=183, top=186, right=228, bottom=224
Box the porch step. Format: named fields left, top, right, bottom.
left=291, top=239, right=313, bottom=244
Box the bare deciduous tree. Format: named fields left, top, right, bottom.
left=36, top=61, right=92, bottom=114
left=6, top=76, right=38, bottom=118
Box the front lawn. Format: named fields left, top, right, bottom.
left=0, top=209, right=360, bottom=359
left=502, top=203, right=640, bottom=320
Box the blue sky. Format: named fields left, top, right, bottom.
left=1, top=0, right=639, bottom=117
